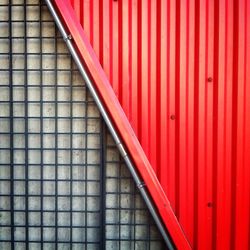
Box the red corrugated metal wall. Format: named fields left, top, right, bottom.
left=68, top=0, right=250, bottom=249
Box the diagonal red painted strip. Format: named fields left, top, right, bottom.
left=53, top=0, right=191, bottom=249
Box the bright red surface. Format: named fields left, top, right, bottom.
left=55, top=0, right=250, bottom=249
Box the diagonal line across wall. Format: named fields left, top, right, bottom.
left=45, top=0, right=191, bottom=249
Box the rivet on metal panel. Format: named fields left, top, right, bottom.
left=207, top=202, right=213, bottom=207
left=170, top=115, right=176, bottom=120
left=64, top=34, right=72, bottom=41
left=207, top=77, right=213, bottom=82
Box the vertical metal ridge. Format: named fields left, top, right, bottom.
left=89, top=0, right=93, bottom=45
left=128, top=0, right=132, bottom=123
left=168, top=0, right=177, bottom=212
left=148, top=0, right=152, bottom=168
left=131, top=0, right=138, bottom=134
left=246, top=2, right=250, bottom=249
left=137, top=0, right=142, bottom=142
left=118, top=0, right=122, bottom=103
left=247, top=0, right=250, bottom=247
left=230, top=0, right=239, bottom=248
left=212, top=0, right=219, bottom=248
left=175, top=0, right=181, bottom=220
left=163, top=0, right=170, bottom=195
left=156, top=0, right=161, bottom=179
left=99, top=0, right=103, bottom=66
left=159, top=0, right=168, bottom=189
left=121, top=0, right=130, bottom=117
left=234, top=0, right=249, bottom=249
left=193, top=0, right=200, bottom=248
left=140, top=0, right=149, bottom=157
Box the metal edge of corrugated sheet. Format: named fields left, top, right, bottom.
left=45, top=0, right=191, bottom=249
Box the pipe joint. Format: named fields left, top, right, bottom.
left=116, top=142, right=127, bottom=158
left=64, top=34, right=72, bottom=42
left=137, top=182, right=146, bottom=189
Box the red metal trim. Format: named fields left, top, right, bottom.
left=53, top=0, right=191, bottom=249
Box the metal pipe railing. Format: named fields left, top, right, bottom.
left=45, top=1, right=174, bottom=248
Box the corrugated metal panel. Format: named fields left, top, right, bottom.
left=63, top=0, right=250, bottom=249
